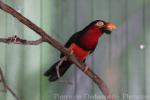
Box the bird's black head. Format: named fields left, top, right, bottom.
left=85, top=20, right=117, bottom=35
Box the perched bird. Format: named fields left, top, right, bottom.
left=44, top=20, right=117, bottom=81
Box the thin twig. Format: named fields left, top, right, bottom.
left=0, top=67, right=7, bottom=92
left=0, top=35, right=44, bottom=45
left=0, top=67, right=20, bottom=100
left=0, top=1, right=114, bottom=100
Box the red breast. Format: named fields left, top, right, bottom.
left=68, top=43, right=89, bottom=61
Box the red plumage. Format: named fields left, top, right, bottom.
left=68, top=43, right=89, bottom=61
left=44, top=20, right=116, bottom=81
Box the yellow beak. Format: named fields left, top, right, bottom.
left=106, top=22, right=117, bottom=31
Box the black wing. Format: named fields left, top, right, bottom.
left=60, top=31, right=81, bottom=58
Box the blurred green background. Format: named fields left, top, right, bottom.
left=0, top=0, right=150, bottom=100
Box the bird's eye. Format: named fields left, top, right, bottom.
left=96, top=21, right=104, bottom=27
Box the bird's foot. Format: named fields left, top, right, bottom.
left=63, top=48, right=74, bottom=61
left=84, top=64, right=89, bottom=72
left=69, top=48, right=74, bottom=55
left=56, top=48, right=74, bottom=78
left=56, top=57, right=66, bottom=78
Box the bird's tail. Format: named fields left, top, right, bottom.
left=44, top=60, right=72, bottom=82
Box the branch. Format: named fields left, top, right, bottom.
left=0, top=67, right=6, bottom=92
left=0, top=67, right=20, bottom=100
left=0, top=1, right=114, bottom=100
left=0, top=35, right=44, bottom=45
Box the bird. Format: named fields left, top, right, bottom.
left=44, top=20, right=117, bottom=82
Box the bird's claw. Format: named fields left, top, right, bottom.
left=84, top=65, right=89, bottom=72
left=63, top=48, right=74, bottom=61
left=56, top=48, right=74, bottom=78
left=70, top=48, right=74, bottom=55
